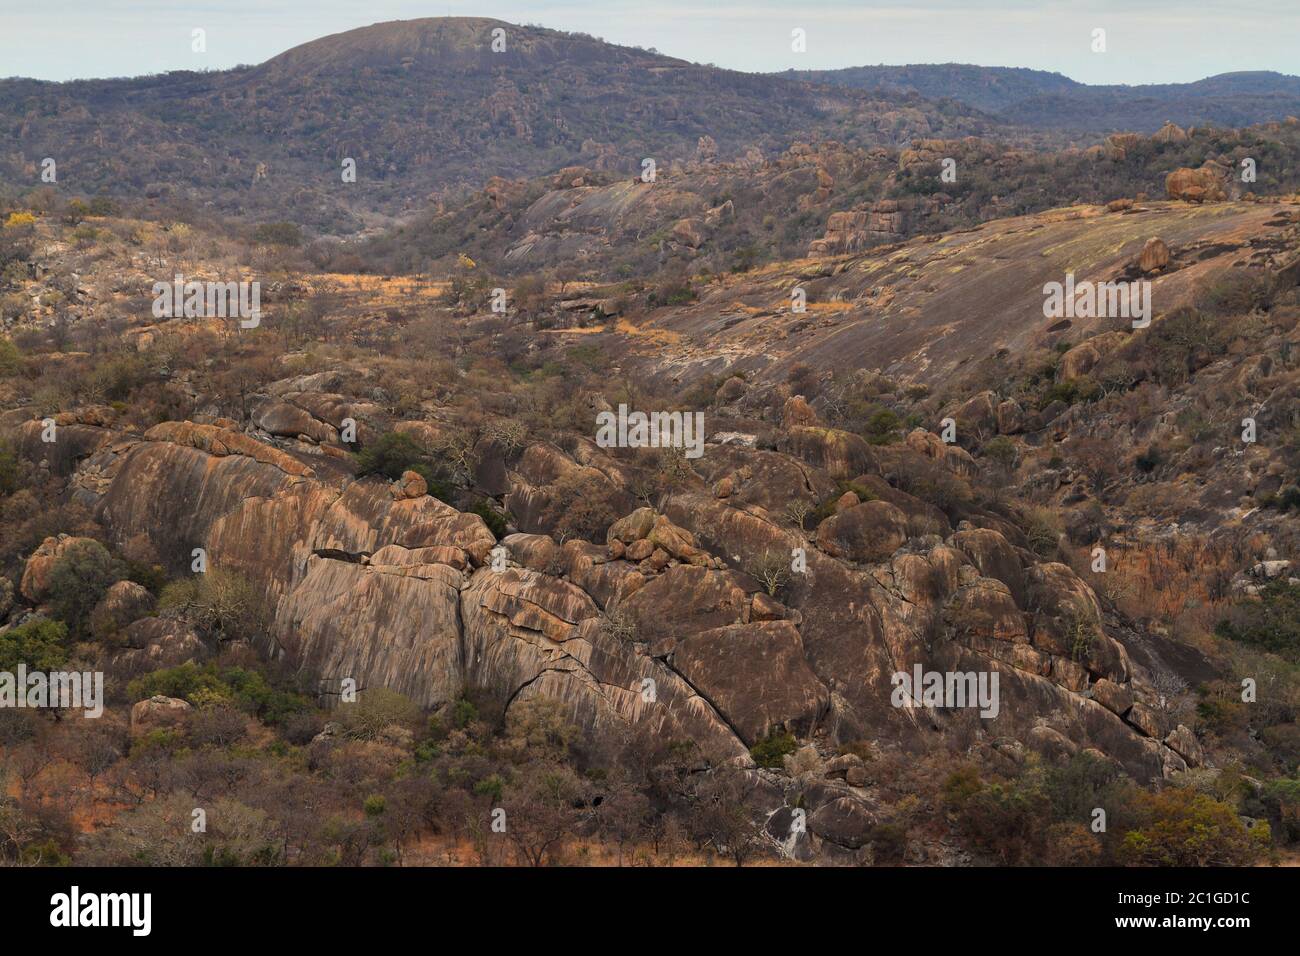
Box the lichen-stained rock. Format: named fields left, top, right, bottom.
left=460, top=569, right=600, bottom=710
left=1026, top=562, right=1130, bottom=682
left=105, top=617, right=209, bottom=680
left=1166, top=165, right=1227, bottom=202
left=620, top=564, right=748, bottom=647
left=99, top=441, right=311, bottom=573
left=276, top=555, right=465, bottom=707
left=474, top=567, right=599, bottom=642
left=884, top=546, right=965, bottom=606
left=664, top=494, right=904, bottom=736
left=501, top=532, right=560, bottom=572
left=558, top=540, right=644, bottom=610
left=949, top=527, right=1027, bottom=606
left=506, top=618, right=751, bottom=766
left=941, top=644, right=1166, bottom=782
left=20, top=534, right=99, bottom=602
left=90, top=580, right=155, bottom=638
left=691, top=445, right=836, bottom=516
left=664, top=494, right=796, bottom=573
left=945, top=577, right=1029, bottom=644
left=13, top=417, right=122, bottom=477
left=1126, top=701, right=1163, bottom=738
left=1139, top=237, right=1170, bottom=273
left=370, top=544, right=472, bottom=574
left=1057, top=331, right=1126, bottom=380
left=903, top=428, right=979, bottom=479
left=311, top=479, right=495, bottom=566
left=260, top=390, right=384, bottom=445
left=461, top=570, right=618, bottom=711
left=505, top=441, right=632, bottom=535
left=996, top=399, right=1025, bottom=435
left=1090, top=677, right=1134, bottom=717
left=205, top=482, right=338, bottom=608
left=390, top=469, right=427, bottom=499
left=808, top=795, right=877, bottom=849
left=848, top=474, right=951, bottom=538
left=253, top=399, right=339, bottom=444
left=815, top=500, right=909, bottom=565
left=1165, top=724, right=1203, bottom=767
left=782, top=395, right=820, bottom=428
left=953, top=390, right=998, bottom=440
left=144, top=420, right=316, bottom=477
left=668, top=620, right=830, bottom=744
left=645, top=514, right=705, bottom=564
left=777, top=425, right=877, bottom=479
left=607, top=507, right=657, bottom=544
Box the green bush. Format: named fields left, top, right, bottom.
left=863, top=407, right=902, bottom=445
left=469, top=498, right=508, bottom=537
left=48, top=539, right=124, bottom=637
left=252, top=222, right=303, bottom=247
left=1270, top=486, right=1300, bottom=513
left=0, top=338, right=22, bottom=376
left=0, top=618, right=69, bottom=671
left=1215, top=582, right=1300, bottom=662
left=0, top=441, right=20, bottom=494
left=1117, top=788, right=1269, bottom=866
left=126, top=661, right=310, bottom=725
left=451, top=696, right=478, bottom=729
left=749, top=730, right=797, bottom=769
left=353, top=431, right=428, bottom=480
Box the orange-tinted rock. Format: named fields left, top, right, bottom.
left=20, top=534, right=98, bottom=602
left=816, top=500, right=909, bottom=565
left=1139, top=237, right=1170, bottom=273
left=1166, top=166, right=1226, bottom=202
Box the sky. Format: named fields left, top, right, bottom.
left=1, top=0, right=1296, bottom=85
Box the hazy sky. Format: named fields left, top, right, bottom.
left=2, top=0, right=1296, bottom=84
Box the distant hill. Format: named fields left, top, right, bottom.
left=1002, top=72, right=1300, bottom=131
left=0, top=18, right=990, bottom=231
left=6, top=21, right=1295, bottom=234
left=782, top=64, right=1081, bottom=113
left=790, top=65, right=1300, bottom=131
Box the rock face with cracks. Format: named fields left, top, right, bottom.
left=13, top=406, right=1205, bottom=797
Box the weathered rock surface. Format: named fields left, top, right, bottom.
left=10, top=386, right=1197, bottom=787
left=21, top=534, right=99, bottom=603
left=130, top=695, right=192, bottom=736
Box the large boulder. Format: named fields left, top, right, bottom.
left=949, top=528, right=1027, bottom=606
left=815, top=500, right=909, bottom=565
left=130, top=695, right=192, bottom=737
left=1166, top=166, right=1227, bottom=203
left=1139, top=237, right=1170, bottom=273
left=20, top=534, right=99, bottom=603
left=89, top=580, right=156, bottom=641
left=667, top=620, right=830, bottom=744
left=106, top=618, right=209, bottom=680
left=777, top=426, right=876, bottom=480
left=808, top=795, right=878, bottom=849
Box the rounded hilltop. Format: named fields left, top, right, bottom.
left=249, top=16, right=678, bottom=79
